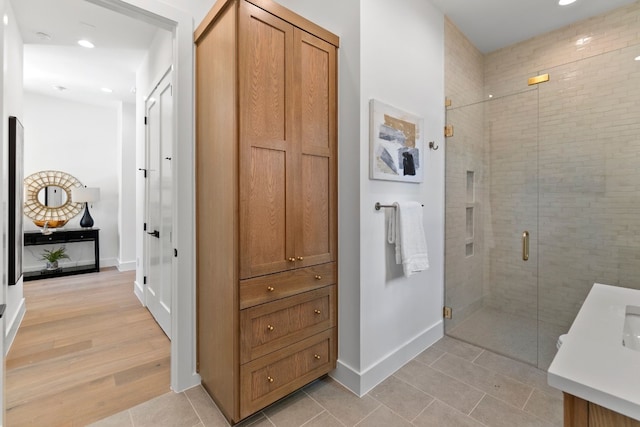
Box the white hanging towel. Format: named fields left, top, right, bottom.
left=387, top=201, right=429, bottom=277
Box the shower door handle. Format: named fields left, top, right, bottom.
left=522, top=231, right=529, bottom=261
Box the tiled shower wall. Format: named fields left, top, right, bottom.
left=483, top=1, right=640, bottom=329
left=444, top=19, right=486, bottom=329
left=445, top=2, right=640, bottom=331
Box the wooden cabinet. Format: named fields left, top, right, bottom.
left=564, top=393, right=640, bottom=427
left=238, top=1, right=336, bottom=279
left=195, top=0, right=338, bottom=423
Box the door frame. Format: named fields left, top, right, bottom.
left=87, top=0, right=199, bottom=392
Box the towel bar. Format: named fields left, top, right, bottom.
left=375, top=202, right=424, bottom=211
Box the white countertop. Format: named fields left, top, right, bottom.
left=548, top=283, right=640, bottom=421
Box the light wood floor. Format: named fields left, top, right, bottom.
left=6, top=269, right=171, bottom=426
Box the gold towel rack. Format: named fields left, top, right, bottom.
left=375, top=202, right=424, bottom=211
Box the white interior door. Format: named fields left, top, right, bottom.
left=144, top=68, right=173, bottom=338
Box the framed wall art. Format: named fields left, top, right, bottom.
left=369, top=99, right=424, bottom=183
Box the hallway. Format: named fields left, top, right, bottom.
left=6, top=269, right=170, bottom=426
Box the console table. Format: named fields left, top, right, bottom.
left=24, top=228, right=100, bottom=281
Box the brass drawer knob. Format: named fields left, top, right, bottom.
left=267, top=325, right=274, bottom=331
left=314, top=275, right=322, bottom=280
left=288, top=257, right=296, bottom=262
left=267, top=376, right=274, bottom=383
left=267, top=286, right=275, bottom=292
left=314, top=309, right=321, bottom=315
left=314, top=354, right=321, bottom=360
left=297, top=256, right=304, bottom=261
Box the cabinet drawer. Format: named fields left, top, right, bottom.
left=240, top=262, right=336, bottom=309
left=240, top=286, right=335, bottom=363
left=240, top=329, right=335, bottom=419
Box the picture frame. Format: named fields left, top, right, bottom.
left=9, top=116, right=24, bottom=286
left=369, top=99, right=424, bottom=183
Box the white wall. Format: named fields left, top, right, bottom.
left=263, top=0, right=445, bottom=395
left=358, top=0, right=444, bottom=393
left=117, top=101, right=136, bottom=270
left=3, top=0, right=25, bottom=354
left=22, top=92, right=120, bottom=269
left=134, top=28, right=172, bottom=301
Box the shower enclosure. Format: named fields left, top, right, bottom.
left=444, top=42, right=640, bottom=370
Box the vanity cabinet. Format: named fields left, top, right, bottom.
left=194, top=0, right=338, bottom=423
left=565, top=394, right=640, bottom=427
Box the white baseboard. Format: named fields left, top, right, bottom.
left=5, top=298, right=26, bottom=355
left=330, top=320, right=443, bottom=396
left=100, top=257, right=118, bottom=268
left=171, top=372, right=202, bottom=393
left=117, top=260, right=136, bottom=272
left=134, top=280, right=145, bottom=306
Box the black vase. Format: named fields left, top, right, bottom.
left=80, top=202, right=94, bottom=228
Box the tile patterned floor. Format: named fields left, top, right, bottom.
left=90, top=337, right=562, bottom=427
left=447, top=306, right=568, bottom=370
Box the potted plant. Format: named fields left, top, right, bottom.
left=40, top=246, right=70, bottom=270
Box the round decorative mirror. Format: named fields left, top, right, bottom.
left=24, top=171, right=84, bottom=228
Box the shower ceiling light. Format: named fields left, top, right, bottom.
left=559, top=0, right=577, bottom=5
left=635, top=55, right=640, bottom=61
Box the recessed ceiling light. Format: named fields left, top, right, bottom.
left=635, top=55, right=640, bottom=61
left=559, top=0, right=577, bottom=5
left=3, top=14, right=8, bottom=26
left=101, top=87, right=113, bottom=93
left=78, top=39, right=95, bottom=48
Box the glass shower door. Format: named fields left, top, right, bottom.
left=445, top=88, right=540, bottom=366
left=536, top=43, right=640, bottom=369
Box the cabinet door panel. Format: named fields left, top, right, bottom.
left=300, top=36, right=330, bottom=150
left=239, top=2, right=295, bottom=278
left=245, top=147, right=288, bottom=274
left=295, top=29, right=337, bottom=267
left=301, top=155, right=330, bottom=261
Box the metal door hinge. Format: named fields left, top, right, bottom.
left=174, top=248, right=178, bottom=257
left=143, top=222, right=147, bottom=231
left=445, top=98, right=452, bottom=107
left=143, top=276, right=147, bottom=285
left=138, top=168, right=147, bottom=178
left=445, top=125, right=454, bottom=138
left=443, top=306, right=453, bottom=319
left=144, top=116, right=148, bottom=125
